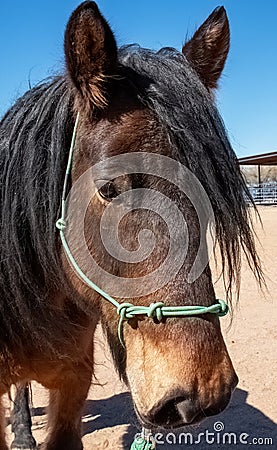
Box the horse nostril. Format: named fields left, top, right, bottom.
left=176, top=398, right=201, bottom=424
left=148, top=395, right=201, bottom=427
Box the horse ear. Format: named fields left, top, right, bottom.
left=182, top=6, right=230, bottom=90
left=64, top=1, right=118, bottom=110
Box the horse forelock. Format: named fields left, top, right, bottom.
left=118, top=45, right=262, bottom=299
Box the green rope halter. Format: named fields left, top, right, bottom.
left=55, top=113, right=229, bottom=450
left=131, top=428, right=156, bottom=449
left=56, top=112, right=228, bottom=345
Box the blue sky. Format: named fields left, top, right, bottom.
left=1, top=0, right=276, bottom=156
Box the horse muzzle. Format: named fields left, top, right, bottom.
left=136, top=376, right=238, bottom=429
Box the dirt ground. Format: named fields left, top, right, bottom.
left=4, top=206, right=277, bottom=449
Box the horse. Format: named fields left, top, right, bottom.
left=0, top=2, right=261, bottom=449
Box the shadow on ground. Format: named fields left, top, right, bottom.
left=29, top=388, right=276, bottom=449
left=78, top=388, right=276, bottom=449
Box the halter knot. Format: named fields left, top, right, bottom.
left=56, top=218, right=66, bottom=231
left=117, top=302, right=135, bottom=346
left=217, top=298, right=229, bottom=316
left=147, top=302, right=164, bottom=321
left=117, top=302, right=134, bottom=320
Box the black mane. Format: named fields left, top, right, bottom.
left=0, top=77, right=75, bottom=355
left=0, top=46, right=261, bottom=355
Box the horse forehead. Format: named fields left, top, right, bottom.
left=89, top=107, right=171, bottom=156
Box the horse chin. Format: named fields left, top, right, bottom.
left=134, top=402, right=211, bottom=430
left=134, top=404, right=199, bottom=429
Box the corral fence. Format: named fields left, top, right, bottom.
left=247, top=182, right=277, bottom=205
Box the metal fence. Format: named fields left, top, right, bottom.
left=247, top=183, right=277, bottom=204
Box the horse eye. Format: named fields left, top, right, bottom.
left=98, top=181, right=119, bottom=201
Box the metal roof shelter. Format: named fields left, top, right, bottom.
left=238, top=151, right=277, bottom=186
left=238, top=151, right=277, bottom=166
